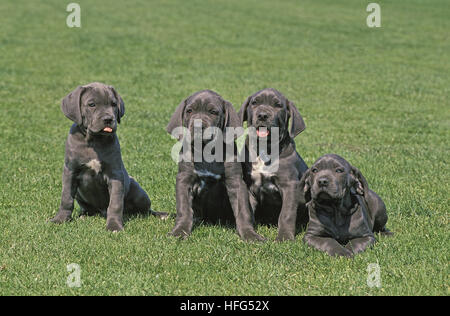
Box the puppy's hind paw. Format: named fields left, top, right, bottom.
left=379, top=228, right=394, bottom=237
left=151, top=210, right=170, bottom=220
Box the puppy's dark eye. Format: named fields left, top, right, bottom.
left=273, top=101, right=281, bottom=107
left=336, top=168, right=344, bottom=173
left=186, top=109, right=193, bottom=114
left=88, top=103, right=95, bottom=107
left=111, top=102, right=117, bottom=107
left=311, top=168, right=318, bottom=173
left=209, top=109, right=219, bottom=115
left=251, top=99, right=258, bottom=106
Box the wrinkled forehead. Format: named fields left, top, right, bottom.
left=313, top=155, right=349, bottom=170
left=251, top=89, right=285, bottom=104
left=82, top=85, right=115, bottom=104
left=188, top=91, right=224, bottom=109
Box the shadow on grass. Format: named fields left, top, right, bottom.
left=73, top=207, right=173, bottom=225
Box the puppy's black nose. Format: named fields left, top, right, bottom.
left=318, top=178, right=329, bottom=187
left=103, top=118, right=114, bottom=125
left=257, top=112, right=269, bottom=121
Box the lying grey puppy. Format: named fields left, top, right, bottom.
left=300, top=154, right=392, bottom=257
left=166, top=90, right=265, bottom=241
left=238, top=88, right=309, bottom=241
left=50, top=82, right=167, bottom=231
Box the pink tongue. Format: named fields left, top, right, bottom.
left=256, top=129, right=269, bottom=138
left=103, top=127, right=113, bottom=133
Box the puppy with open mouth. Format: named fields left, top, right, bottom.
left=238, top=88, right=309, bottom=241
left=300, top=154, right=393, bottom=257
left=50, top=82, right=167, bottom=232
left=166, top=90, right=265, bottom=241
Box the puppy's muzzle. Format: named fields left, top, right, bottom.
left=318, top=177, right=329, bottom=188
left=312, top=176, right=342, bottom=201
left=189, top=118, right=215, bottom=141
left=257, top=111, right=269, bottom=122
left=103, top=117, right=114, bottom=126
left=253, top=111, right=277, bottom=138
left=92, top=115, right=117, bottom=134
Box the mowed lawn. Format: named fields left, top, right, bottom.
left=0, top=0, right=448, bottom=296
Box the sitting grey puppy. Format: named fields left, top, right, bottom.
left=238, top=88, right=309, bottom=241
left=50, top=82, right=167, bottom=231
left=300, top=154, right=392, bottom=257
left=166, top=90, right=265, bottom=241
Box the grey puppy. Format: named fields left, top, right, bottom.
left=238, top=88, right=309, bottom=241
left=166, top=90, right=265, bottom=241
left=300, top=154, right=392, bottom=257
left=50, top=82, right=167, bottom=231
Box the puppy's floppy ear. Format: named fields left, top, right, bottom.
left=166, top=97, right=188, bottom=140
left=299, top=169, right=312, bottom=204
left=61, top=85, right=86, bottom=126
left=286, top=100, right=306, bottom=138
left=350, top=165, right=370, bottom=196
left=223, top=100, right=240, bottom=128
left=238, top=96, right=252, bottom=125
left=223, top=100, right=244, bottom=141
left=109, top=86, right=125, bottom=124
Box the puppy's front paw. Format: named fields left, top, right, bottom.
left=168, top=227, right=190, bottom=239
left=345, top=236, right=376, bottom=255
left=106, top=218, right=124, bottom=232
left=240, top=229, right=266, bottom=242
left=276, top=231, right=295, bottom=242
left=331, top=247, right=354, bottom=258
left=49, top=210, right=72, bottom=224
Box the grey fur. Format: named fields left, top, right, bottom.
left=50, top=82, right=167, bottom=231
left=167, top=90, right=265, bottom=241
left=238, top=88, right=309, bottom=241
left=300, top=154, right=393, bottom=257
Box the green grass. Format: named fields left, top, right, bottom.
left=0, top=0, right=449, bottom=296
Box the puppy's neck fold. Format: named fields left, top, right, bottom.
left=312, top=191, right=357, bottom=215
left=77, top=124, right=88, bottom=137
left=79, top=126, right=116, bottom=144
left=247, top=132, right=292, bottom=158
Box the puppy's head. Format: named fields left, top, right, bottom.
left=238, top=88, right=305, bottom=140
left=61, top=82, right=125, bottom=136
left=166, top=90, right=240, bottom=142
left=300, top=154, right=369, bottom=204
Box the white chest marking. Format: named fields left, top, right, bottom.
left=251, top=157, right=281, bottom=193
left=251, top=156, right=276, bottom=177
left=86, top=159, right=102, bottom=174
